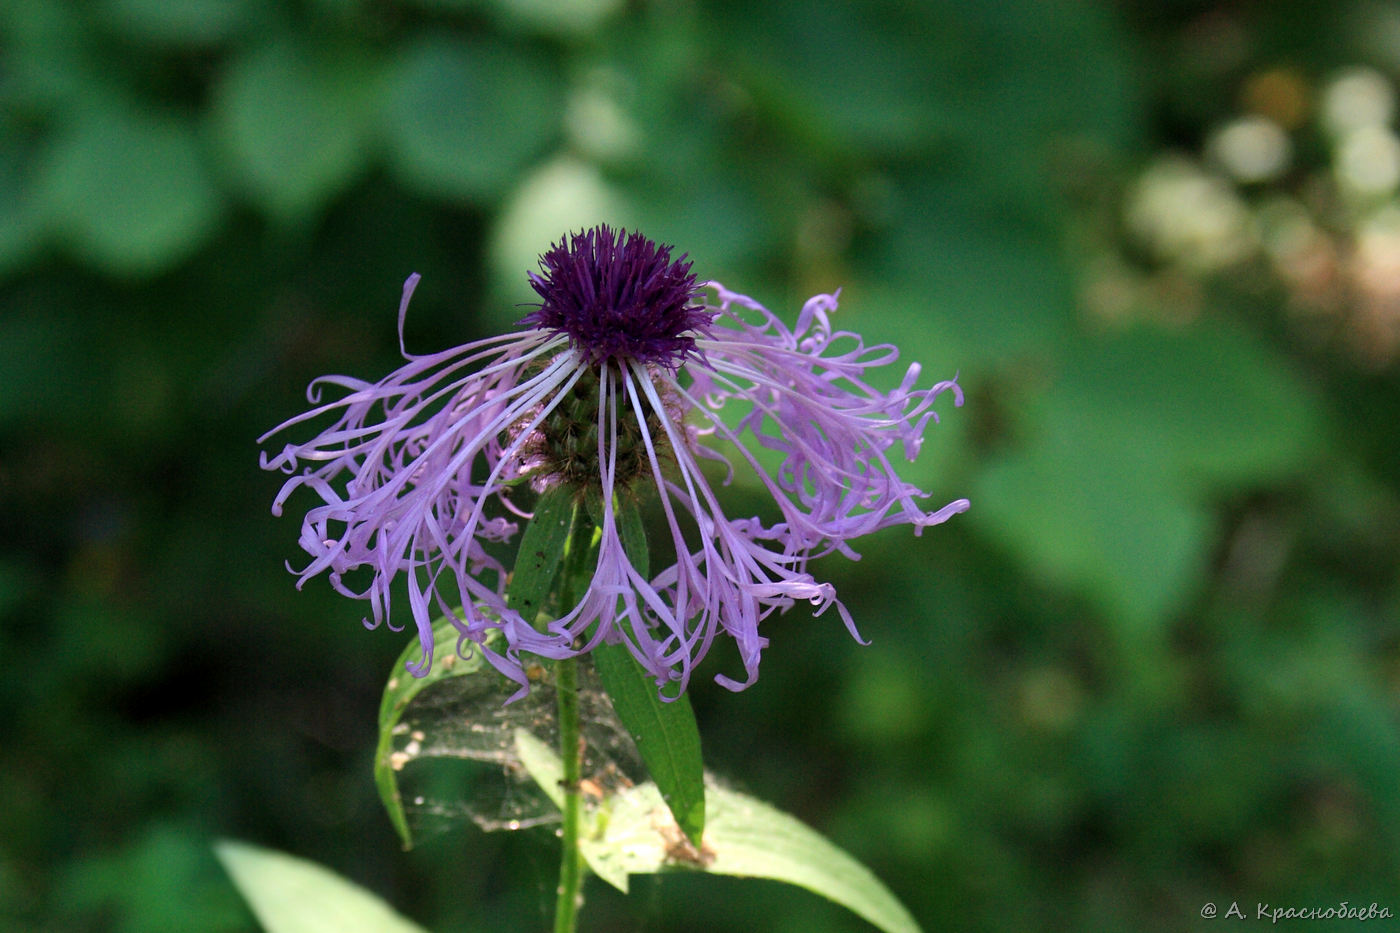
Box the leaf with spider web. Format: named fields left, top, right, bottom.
left=375, top=618, right=641, bottom=847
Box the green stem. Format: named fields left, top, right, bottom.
left=552, top=506, right=598, bottom=933
left=552, top=654, right=583, bottom=933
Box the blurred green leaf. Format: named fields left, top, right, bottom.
left=972, top=319, right=1324, bottom=631
left=938, top=4, right=1143, bottom=189
left=1055, top=318, right=1327, bottom=490
left=391, top=0, right=479, bottom=11
left=974, top=409, right=1213, bottom=633
left=100, top=0, right=263, bottom=46
left=489, top=0, right=624, bottom=38
left=382, top=36, right=562, bottom=203
left=215, top=840, right=429, bottom=933
left=715, top=0, right=1136, bottom=166
left=0, top=1, right=97, bottom=112
left=715, top=0, right=945, bottom=157
left=38, top=106, right=223, bottom=275
left=397, top=0, right=622, bottom=37
left=864, top=177, right=1078, bottom=373
left=0, top=308, right=92, bottom=425
left=515, top=730, right=922, bottom=933
left=0, top=132, right=44, bottom=276
left=625, top=164, right=781, bottom=284
left=0, top=559, right=36, bottom=621
left=212, top=39, right=382, bottom=221
left=59, top=824, right=246, bottom=933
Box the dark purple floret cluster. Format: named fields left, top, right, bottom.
left=521, top=226, right=712, bottom=368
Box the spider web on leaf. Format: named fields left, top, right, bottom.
left=388, top=658, right=643, bottom=837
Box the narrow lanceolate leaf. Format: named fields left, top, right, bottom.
left=215, top=840, right=430, bottom=933
left=507, top=483, right=575, bottom=623
left=591, top=495, right=705, bottom=846
left=592, top=640, right=705, bottom=846
left=512, top=732, right=922, bottom=933
left=374, top=617, right=497, bottom=848
left=614, top=495, right=650, bottom=580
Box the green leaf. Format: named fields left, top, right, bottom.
left=0, top=131, right=44, bottom=277
left=591, top=640, right=705, bottom=847
left=376, top=616, right=630, bottom=847
left=59, top=823, right=246, bottom=933
left=102, top=0, right=261, bottom=46
left=589, top=497, right=705, bottom=846
left=1054, top=318, right=1325, bottom=490
left=869, top=178, right=1077, bottom=374
left=215, top=840, right=429, bottom=933
left=39, top=106, right=223, bottom=275
left=377, top=490, right=665, bottom=848
left=514, top=732, right=921, bottom=933
left=382, top=36, right=562, bottom=203
left=506, top=484, right=575, bottom=623
left=973, top=414, right=1213, bottom=637
left=971, top=319, right=1324, bottom=636
left=212, top=39, right=381, bottom=221
left=484, top=0, right=625, bottom=39
left=395, top=0, right=624, bottom=37
left=374, top=616, right=497, bottom=848
left=616, top=495, right=650, bottom=579
left=716, top=3, right=945, bottom=158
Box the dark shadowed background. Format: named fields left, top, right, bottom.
left=4, top=0, right=1400, bottom=930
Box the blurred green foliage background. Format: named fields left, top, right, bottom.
left=4, top=0, right=1400, bottom=930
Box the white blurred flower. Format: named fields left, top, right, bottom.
left=1208, top=115, right=1292, bottom=183
left=1336, top=125, right=1400, bottom=195
left=1125, top=156, right=1255, bottom=272
left=1355, top=204, right=1400, bottom=296
left=1321, top=67, right=1395, bottom=137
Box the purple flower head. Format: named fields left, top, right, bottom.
left=260, top=226, right=968, bottom=700
left=521, top=226, right=712, bottom=368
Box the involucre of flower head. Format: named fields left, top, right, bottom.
left=260, top=226, right=968, bottom=699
